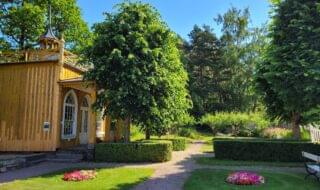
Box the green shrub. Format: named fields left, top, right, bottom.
left=142, top=138, right=187, bottom=151
left=95, top=141, right=172, bottom=162
left=301, top=126, right=311, bottom=141
left=169, top=138, right=186, bottom=151
left=178, top=128, right=193, bottom=138
left=201, top=112, right=271, bottom=137
left=214, top=139, right=320, bottom=162
left=260, top=127, right=293, bottom=139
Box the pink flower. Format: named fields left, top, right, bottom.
left=226, top=171, right=265, bottom=185
left=63, top=170, right=97, bottom=181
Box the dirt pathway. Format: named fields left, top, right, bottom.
left=131, top=141, right=206, bottom=190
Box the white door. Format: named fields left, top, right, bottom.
left=80, top=97, right=89, bottom=144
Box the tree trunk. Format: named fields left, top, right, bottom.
left=145, top=128, right=151, bottom=140
left=123, top=117, right=131, bottom=142
left=292, top=112, right=301, bottom=140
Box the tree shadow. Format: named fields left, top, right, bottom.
left=0, top=141, right=212, bottom=190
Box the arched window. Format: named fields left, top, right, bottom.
left=62, top=90, right=78, bottom=139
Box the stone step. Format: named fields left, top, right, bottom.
left=46, top=151, right=84, bottom=163
left=0, top=153, right=46, bottom=173
left=46, top=157, right=83, bottom=163
left=55, top=153, right=83, bottom=159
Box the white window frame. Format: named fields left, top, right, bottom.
left=61, top=90, right=78, bottom=140
left=80, top=96, right=90, bottom=134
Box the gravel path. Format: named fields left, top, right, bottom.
left=0, top=141, right=305, bottom=190
left=131, top=141, right=207, bottom=190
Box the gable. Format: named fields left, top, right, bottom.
left=60, top=64, right=84, bottom=80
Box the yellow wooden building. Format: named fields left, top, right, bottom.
left=0, top=27, right=122, bottom=151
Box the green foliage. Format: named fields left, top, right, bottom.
left=183, top=25, right=223, bottom=116
left=260, top=127, right=293, bottom=139
left=0, top=0, right=91, bottom=51
left=183, top=7, right=268, bottom=117
left=214, top=139, right=320, bottom=162
left=301, top=126, right=311, bottom=141
left=142, top=138, right=186, bottom=151
left=255, top=0, right=320, bottom=138
left=0, top=2, right=45, bottom=49
left=85, top=2, right=191, bottom=137
left=197, top=158, right=303, bottom=167
left=177, top=127, right=194, bottom=138
left=95, top=141, right=172, bottom=162
left=200, top=112, right=271, bottom=136
left=167, top=138, right=186, bottom=151
left=215, top=7, right=268, bottom=113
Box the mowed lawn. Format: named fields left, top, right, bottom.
left=0, top=167, right=153, bottom=190
left=184, top=169, right=319, bottom=190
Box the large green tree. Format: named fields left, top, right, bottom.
left=255, top=0, right=320, bottom=139
left=85, top=2, right=191, bottom=140
left=183, top=25, right=226, bottom=116
left=0, top=0, right=91, bottom=51
left=216, top=7, right=268, bottom=112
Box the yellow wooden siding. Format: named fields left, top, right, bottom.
left=0, top=62, right=60, bottom=151
left=60, top=67, right=81, bottom=80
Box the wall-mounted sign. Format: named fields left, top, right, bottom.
left=43, top=122, right=50, bottom=132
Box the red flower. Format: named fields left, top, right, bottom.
left=63, top=170, right=97, bottom=181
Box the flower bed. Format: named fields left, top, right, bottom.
left=63, top=170, right=97, bottom=181
left=226, top=171, right=264, bottom=185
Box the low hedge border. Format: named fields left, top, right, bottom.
left=169, top=138, right=187, bottom=151
left=95, top=141, right=172, bottom=162
left=142, top=137, right=187, bottom=151
left=214, top=139, right=320, bottom=162
left=161, top=138, right=186, bottom=151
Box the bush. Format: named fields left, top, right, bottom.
left=169, top=138, right=186, bottom=151
left=142, top=138, right=187, bottom=151
left=95, top=141, right=172, bottom=162
left=214, top=139, right=320, bottom=162
left=201, top=112, right=271, bottom=137
left=260, top=127, right=293, bottom=139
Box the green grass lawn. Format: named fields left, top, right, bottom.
left=200, top=139, right=214, bottom=153
left=1, top=167, right=153, bottom=190
left=184, top=169, right=319, bottom=190
left=196, top=157, right=304, bottom=167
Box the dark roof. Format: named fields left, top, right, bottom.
left=40, top=27, right=57, bottom=40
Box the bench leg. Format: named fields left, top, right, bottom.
left=305, top=173, right=311, bottom=180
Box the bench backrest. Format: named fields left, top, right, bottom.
left=302, top=151, right=320, bottom=162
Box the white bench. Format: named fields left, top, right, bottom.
left=302, top=151, right=320, bottom=181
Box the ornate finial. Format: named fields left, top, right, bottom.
left=40, top=0, right=59, bottom=49
left=40, top=0, right=56, bottom=40
left=48, top=0, right=52, bottom=29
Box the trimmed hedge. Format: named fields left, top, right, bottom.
left=168, top=138, right=186, bottom=151
left=140, top=138, right=187, bottom=151
left=214, top=139, right=320, bottom=162
left=95, top=141, right=172, bottom=162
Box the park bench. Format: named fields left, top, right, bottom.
left=302, top=151, right=320, bottom=181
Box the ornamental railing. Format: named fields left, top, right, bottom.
left=0, top=49, right=60, bottom=63
left=0, top=49, right=79, bottom=65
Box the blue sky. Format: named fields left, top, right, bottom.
left=77, top=0, right=271, bottom=39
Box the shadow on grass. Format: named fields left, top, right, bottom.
left=1, top=141, right=316, bottom=190
left=1, top=166, right=153, bottom=190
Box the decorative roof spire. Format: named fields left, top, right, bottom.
left=41, top=0, right=57, bottom=40
left=40, top=0, right=60, bottom=49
